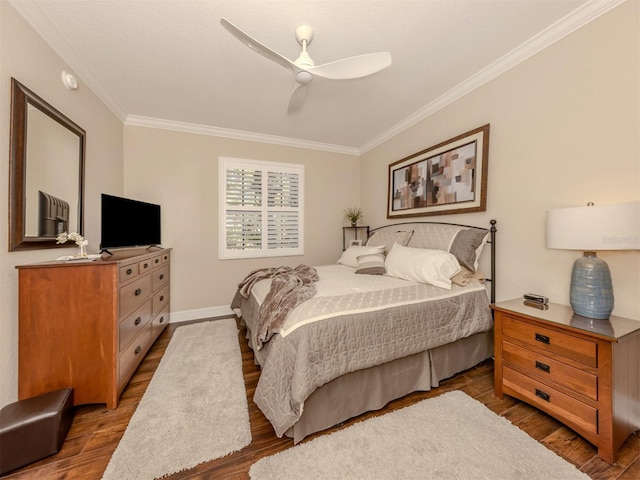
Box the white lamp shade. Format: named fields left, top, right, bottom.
left=546, top=202, right=640, bottom=251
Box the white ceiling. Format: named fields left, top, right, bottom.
left=10, top=0, right=622, bottom=155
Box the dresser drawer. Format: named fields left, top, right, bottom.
left=119, top=263, right=139, bottom=283
left=503, top=315, right=597, bottom=367
left=152, top=265, right=169, bottom=291
left=120, top=300, right=152, bottom=351
left=151, top=254, right=163, bottom=269
left=120, top=275, right=152, bottom=317
left=152, top=284, right=169, bottom=318
left=503, top=366, right=597, bottom=435
left=161, top=252, right=170, bottom=264
left=138, top=258, right=153, bottom=275
left=152, top=305, right=170, bottom=339
left=503, top=342, right=597, bottom=401
left=119, top=322, right=153, bottom=388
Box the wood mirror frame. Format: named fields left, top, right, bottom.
left=9, top=77, right=86, bottom=251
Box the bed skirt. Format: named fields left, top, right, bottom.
left=243, top=322, right=493, bottom=444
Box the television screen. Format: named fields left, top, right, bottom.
left=100, top=194, right=161, bottom=250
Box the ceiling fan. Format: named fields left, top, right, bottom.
left=220, top=18, right=392, bottom=113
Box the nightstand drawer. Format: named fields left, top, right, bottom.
left=503, top=342, right=597, bottom=401
left=503, top=314, right=597, bottom=367
left=503, top=366, right=597, bottom=435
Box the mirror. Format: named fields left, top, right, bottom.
left=9, top=77, right=85, bottom=251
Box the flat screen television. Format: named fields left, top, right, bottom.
left=100, top=194, right=161, bottom=250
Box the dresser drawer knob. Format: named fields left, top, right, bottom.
left=159, top=274, right=165, bottom=280
left=126, top=268, right=133, bottom=275
left=159, top=316, right=165, bottom=324
left=535, top=388, right=550, bottom=402
left=134, top=316, right=142, bottom=326
left=134, top=288, right=142, bottom=296
left=535, top=333, right=550, bottom=345
left=159, top=295, right=165, bottom=302
left=155, top=258, right=160, bottom=264
left=535, top=361, right=551, bottom=373
left=135, top=345, right=142, bottom=355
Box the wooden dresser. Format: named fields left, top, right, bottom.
left=17, top=247, right=171, bottom=409
left=492, top=299, right=640, bottom=464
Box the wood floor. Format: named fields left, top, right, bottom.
left=5, top=318, right=639, bottom=480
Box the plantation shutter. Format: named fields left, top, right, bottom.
left=219, top=158, right=304, bottom=259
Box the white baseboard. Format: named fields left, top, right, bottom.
left=169, top=305, right=234, bottom=324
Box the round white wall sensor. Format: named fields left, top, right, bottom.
left=61, top=71, right=78, bottom=90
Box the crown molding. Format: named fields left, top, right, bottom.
left=359, top=0, right=627, bottom=155
left=125, top=116, right=360, bottom=156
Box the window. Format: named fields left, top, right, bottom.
left=219, top=157, right=304, bottom=259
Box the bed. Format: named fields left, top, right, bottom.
left=232, top=220, right=497, bottom=443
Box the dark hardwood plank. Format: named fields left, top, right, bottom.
left=3, top=318, right=638, bottom=479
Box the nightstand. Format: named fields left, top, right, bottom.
left=491, top=299, right=640, bottom=464
left=342, top=226, right=369, bottom=250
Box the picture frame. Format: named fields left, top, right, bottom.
left=349, top=239, right=363, bottom=247
left=387, top=124, right=489, bottom=218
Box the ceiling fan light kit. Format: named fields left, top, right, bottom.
left=220, top=18, right=392, bottom=112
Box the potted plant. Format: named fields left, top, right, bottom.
left=344, top=207, right=364, bottom=227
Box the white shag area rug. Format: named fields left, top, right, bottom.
left=102, top=319, right=251, bottom=480
left=250, top=390, right=589, bottom=480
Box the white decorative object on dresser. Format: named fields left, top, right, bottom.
left=16, top=248, right=171, bottom=409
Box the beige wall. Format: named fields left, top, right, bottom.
left=0, top=2, right=124, bottom=407
left=2, top=0, right=638, bottom=410
left=123, top=126, right=360, bottom=318
left=361, top=0, right=640, bottom=319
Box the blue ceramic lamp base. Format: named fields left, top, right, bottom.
left=570, top=252, right=614, bottom=319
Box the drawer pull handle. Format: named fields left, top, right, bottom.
left=159, top=316, right=165, bottom=324
left=134, top=317, right=142, bottom=326
left=535, top=333, right=550, bottom=345
left=535, top=361, right=551, bottom=373
left=126, top=268, right=133, bottom=275
left=535, top=388, right=550, bottom=402
left=143, top=263, right=149, bottom=269
left=155, top=259, right=160, bottom=264
left=159, top=295, right=165, bottom=302
left=135, top=345, right=142, bottom=355
left=134, top=288, right=142, bottom=296
left=159, top=274, right=165, bottom=280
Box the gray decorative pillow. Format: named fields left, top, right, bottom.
left=449, top=229, right=489, bottom=272
left=355, top=252, right=386, bottom=275
left=366, top=230, right=413, bottom=254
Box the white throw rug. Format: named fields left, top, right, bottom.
left=250, top=390, right=589, bottom=480
left=102, top=319, right=251, bottom=480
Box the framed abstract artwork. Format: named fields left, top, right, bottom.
left=387, top=124, right=489, bottom=218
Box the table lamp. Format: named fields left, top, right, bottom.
left=545, top=201, right=640, bottom=319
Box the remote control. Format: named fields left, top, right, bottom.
left=523, top=293, right=549, bottom=304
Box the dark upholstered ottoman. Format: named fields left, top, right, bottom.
left=0, top=387, right=74, bottom=475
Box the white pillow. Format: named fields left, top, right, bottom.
left=385, top=243, right=461, bottom=289
left=337, top=245, right=385, bottom=268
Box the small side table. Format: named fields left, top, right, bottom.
left=492, top=299, right=640, bottom=464
left=342, top=226, right=369, bottom=250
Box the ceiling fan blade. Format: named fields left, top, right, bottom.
left=287, top=82, right=308, bottom=114
left=308, top=52, right=392, bottom=80
left=220, top=18, right=296, bottom=73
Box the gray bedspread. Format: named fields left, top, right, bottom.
left=236, top=265, right=493, bottom=437
left=231, top=264, right=319, bottom=350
